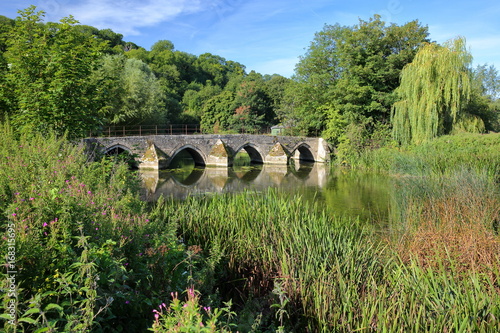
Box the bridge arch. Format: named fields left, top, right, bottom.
left=233, top=143, right=264, bottom=164
left=103, top=144, right=132, bottom=156
left=169, top=145, right=206, bottom=167
left=291, top=143, right=315, bottom=162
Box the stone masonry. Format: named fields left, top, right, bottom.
left=83, top=134, right=331, bottom=170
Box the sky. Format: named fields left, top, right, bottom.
left=1, top=0, right=499, bottom=77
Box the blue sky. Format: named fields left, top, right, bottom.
left=1, top=0, right=499, bottom=77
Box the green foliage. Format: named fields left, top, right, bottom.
left=356, top=132, right=500, bottom=180
left=150, top=289, right=236, bottom=333
left=0, top=123, right=188, bottom=331
left=291, top=15, right=429, bottom=139
left=2, top=6, right=108, bottom=139
left=181, top=82, right=222, bottom=122
left=200, top=90, right=236, bottom=133
left=392, top=37, right=480, bottom=145
left=166, top=186, right=499, bottom=332
left=92, top=54, right=166, bottom=126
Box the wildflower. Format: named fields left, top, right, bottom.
left=29, top=197, right=34, bottom=200
left=43, top=222, right=48, bottom=227
left=125, top=300, right=130, bottom=304
left=87, top=191, right=91, bottom=194
left=11, top=213, right=16, bottom=217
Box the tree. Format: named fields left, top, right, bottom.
left=473, top=64, right=500, bottom=100
left=391, top=37, right=483, bottom=145
left=181, top=81, right=222, bottom=122
left=2, top=6, right=107, bottom=138
left=200, top=90, right=235, bottom=133
left=293, top=16, right=429, bottom=141
left=92, top=54, right=166, bottom=126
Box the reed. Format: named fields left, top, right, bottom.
left=167, top=186, right=500, bottom=332
left=356, top=132, right=500, bottom=179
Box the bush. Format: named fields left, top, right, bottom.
left=0, top=124, right=187, bottom=332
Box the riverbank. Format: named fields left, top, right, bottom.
left=1, top=127, right=499, bottom=332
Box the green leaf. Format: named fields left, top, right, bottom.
left=0, top=313, right=15, bottom=320
left=18, top=317, right=38, bottom=324
left=44, top=303, right=63, bottom=312
left=23, top=307, right=41, bottom=316
left=34, top=328, right=50, bottom=333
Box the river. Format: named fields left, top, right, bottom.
left=139, top=155, right=393, bottom=225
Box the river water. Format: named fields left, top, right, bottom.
left=139, top=159, right=393, bottom=224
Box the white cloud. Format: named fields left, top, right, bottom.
left=58, top=0, right=205, bottom=35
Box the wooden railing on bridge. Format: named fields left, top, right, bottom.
left=88, top=124, right=271, bottom=137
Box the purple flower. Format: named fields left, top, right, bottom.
left=43, top=222, right=48, bottom=227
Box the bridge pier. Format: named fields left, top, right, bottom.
left=205, top=139, right=232, bottom=167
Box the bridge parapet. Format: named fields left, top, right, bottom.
left=83, top=134, right=331, bottom=169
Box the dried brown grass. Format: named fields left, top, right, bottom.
left=394, top=194, right=500, bottom=285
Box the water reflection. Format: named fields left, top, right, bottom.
left=139, top=162, right=393, bottom=226
left=139, top=161, right=328, bottom=201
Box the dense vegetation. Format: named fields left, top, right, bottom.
left=2, top=129, right=498, bottom=332
left=1, top=7, right=498, bottom=144
left=1, top=5, right=500, bottom=333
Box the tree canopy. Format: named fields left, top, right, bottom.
left=391, top=37, right=482, bottom=145
left=0, top=6, right=497, bottom=144
left=2, top=6, right=107, bottom=138
left=291, top=15, right=430, bottom=144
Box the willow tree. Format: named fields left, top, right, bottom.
left=391, top=37, right=479, bottom=145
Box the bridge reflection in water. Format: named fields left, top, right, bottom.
left=139, top=160, right=329, bottom=201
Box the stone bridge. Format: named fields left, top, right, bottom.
left=83, top=134, right=331, bottom=169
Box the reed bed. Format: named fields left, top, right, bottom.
left=166, top=187, right=500, bottom=332
left=357, top=132, right=500, bottom=179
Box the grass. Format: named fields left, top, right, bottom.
left=1, top=125, right=499, bottom=332
left=165, top=185, right=500, bottom=332
left=356, top=132, right=500, bottom=178
left=163, top=132, right=500, bottom=332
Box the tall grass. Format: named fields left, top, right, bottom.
left=164, top=133, right=500, bottom=331
left=166, top=187, right=500, bottom=332
left=357, top=132, right=500, bottom=178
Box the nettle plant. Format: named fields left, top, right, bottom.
left=0, top=126, right=188, bottom=332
